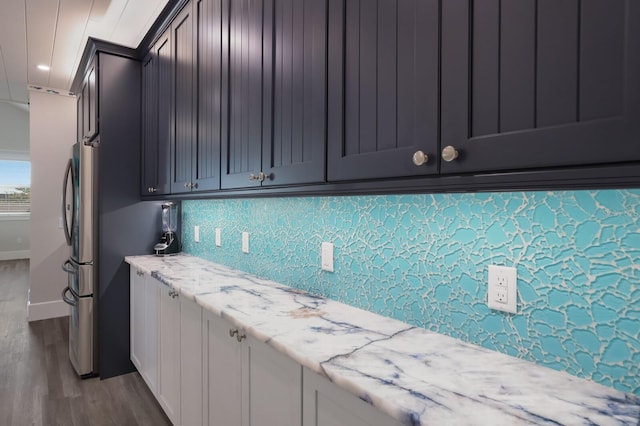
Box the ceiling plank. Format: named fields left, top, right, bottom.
left=49, top=0, right=93, bottom=90
left=0, top=0, right=28, bottom=103
left=111, top=0, right=170, bottom=47
left=26, top=0, right=59, bottom=87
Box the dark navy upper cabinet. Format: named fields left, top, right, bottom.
left=194, top=0, right=223, bottom=192
left=327, top=0, right=440, bottom=181
left=261, top=0, right=327, bottom=187
left=440, top=0, right=640, bottom=174
left=141, top=29, right=172, bottom=196
left=221, top=0, right=327, bottom=189
left=78, top=56, right=98, bottom=144
left=171, top=2, right=197, bottom=194
left=168, top=0, right=222, bottom=194
left=220, top=0, right=264, bottom=189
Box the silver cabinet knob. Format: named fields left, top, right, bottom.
left=441, top=146, right=459, bottom=162
left=147, top=187, right=157, bottom=193
left=184, top=183, right=189, bottom=189
left=236, top=331, right=246, bottom=342
left=190, top=182, right=198, bottom=189
left=229, top=328, right=238, bottom=338
left=412, top=151, right=429, bottom=166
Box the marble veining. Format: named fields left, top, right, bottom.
left=125, top=254, right=640, bottom=426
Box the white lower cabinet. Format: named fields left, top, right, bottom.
left=129, top=268, right=159, bottom=396
left=203, top=311, right=302, bottom=426
left=158, top=283, right=181, bottom=425
left=130, top=268, right=145, bottom=372
left=302, top=368, right=402, bottom=426
left=130, top=269, right=398, bottom=426
left=181, top=296, right=204, bottom=426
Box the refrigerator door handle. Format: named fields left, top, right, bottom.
left=62, top=260, right=75, bottom=274
left=62, top=158, right=75, bottom=246
left=61, top=287, right=78, bottom=307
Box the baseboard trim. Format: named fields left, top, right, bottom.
left=0, top=250, right=30, bottom=261
left=28, top=299, right=69, bottom=322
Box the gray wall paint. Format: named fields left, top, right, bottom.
left=28, top=91, right=75, bottom=308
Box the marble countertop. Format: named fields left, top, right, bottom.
left=125, top=254, right=640, bottom=426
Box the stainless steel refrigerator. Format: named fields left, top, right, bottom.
left=61, top=141, right=98, bottom=377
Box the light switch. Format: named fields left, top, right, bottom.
left=194, top=226, right=200, bottom=243
left=215, top=228, right=221, bottom=247
left=242, top=232, right=250, bottom=253
left=321, top=242, right=334, bottom=272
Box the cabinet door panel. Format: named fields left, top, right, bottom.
left=195, top=0, right=223, bottom=192
left=129, top=269, right=144, bottom=371
left=144, top=275, right=159, bottom=396
left=205, top=312, right=242, bottom=426
left=82, top=57, right=98, bottom=143
left=181, top=298, right=203, bottom=426
left=171, top=3, right=196, bottom=193
left=327, top=0, right=439, bottom=181
left=141, top=52, right=159, bottom=195
left=262, top=0, right=326, bottom=186
left=221, top=0, right=263, bottom=189
left=302, top=368, right=401, bottom=426
left=441, top=0, right=640, bottom=173
left=142, top=30, right=173, bottom=196
left=243, top=336, right=301, bottom=426
left=156, top=31, right=173, bottom=195
left=158, top=287, right=181, bottom=425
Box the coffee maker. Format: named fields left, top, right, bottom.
left=154, top=202, right=181, bottom=256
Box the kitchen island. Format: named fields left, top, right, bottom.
left=125, top=254, right=640, bottom=425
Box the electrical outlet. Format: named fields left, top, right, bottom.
left=215, top=228, right=221, bottom=247
left=242, top=232, right=249, bottom=253
left=488, top=265, right=517, bottom=314
left=194, top=226, right=200, bottom=243
left=321, top=242, right=334, bottom=272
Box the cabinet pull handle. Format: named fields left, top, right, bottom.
left=249, top=172, right=271, bottom=182
left=136, top=270, right=144, bottom=276
left=412, top=151, right=429, bottom=166
left=229, top=328, right=238, bottom=338
left=184, top=183, right=189, bottom=189
left=190, top=182, right=198, bottom=189
left=441, top=146, right=459, bottom=162
left=236, top=331, right=246, bottom=342
left=147, top=187, right=157, bottom=193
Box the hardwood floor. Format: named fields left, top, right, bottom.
left=0, top=259, right=171, bottom=426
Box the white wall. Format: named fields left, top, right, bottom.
left=0, top=216, right=30, bottom=260
left=0, top=101, right=29, bottom=157
left=28, top=90, right=75, bottom=321
left=0, top=101, right=31, bottom=260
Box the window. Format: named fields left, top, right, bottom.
left=0, top=160, right=31, bottom=213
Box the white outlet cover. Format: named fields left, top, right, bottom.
left=194, top=226, right=200, bottom=243
left=488, top=265, right=517, bottom=314
left=215, top=228, right=221, bottom=247
left=321, top=242, right=334, bottom=272
left=242, top=232, right=250, bottom=253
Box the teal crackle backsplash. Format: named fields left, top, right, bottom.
left=181, top=190, right=640, bottom=395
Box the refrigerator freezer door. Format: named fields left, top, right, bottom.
left=68, top=288, right=96, bottom=377
left=62, top=258, right=94, bottom=297
left=71, top=142, right=96, bottom=264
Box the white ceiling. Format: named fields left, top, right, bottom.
left=0, top=0, right=170, bottom=104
